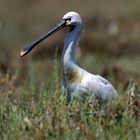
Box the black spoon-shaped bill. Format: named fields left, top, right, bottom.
left=20, top=19, right=66, bottom=57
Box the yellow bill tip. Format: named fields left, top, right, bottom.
left=20, top=50, right=28, bottom=57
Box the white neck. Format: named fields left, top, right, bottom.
left=61, top=23, right=83, bottom=88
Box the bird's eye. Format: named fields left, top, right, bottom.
left=66, top=17, right=71, bottom=21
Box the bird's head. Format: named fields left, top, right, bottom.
left=63, top=12, right=82, bottom=26
left=20, top=11, right=82, bottom=57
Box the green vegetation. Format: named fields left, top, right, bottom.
left=0, top=64, right=140, bottom=140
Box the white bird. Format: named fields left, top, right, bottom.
left=20, top=11, right=118, bottom=104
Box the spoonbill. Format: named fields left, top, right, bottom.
left=20, top=12, right=118, bottom=103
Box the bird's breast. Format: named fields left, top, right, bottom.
left=65, top=68, right=84, bottom=84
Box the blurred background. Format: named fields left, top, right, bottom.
left=0, top=0, right=140, bottom=93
